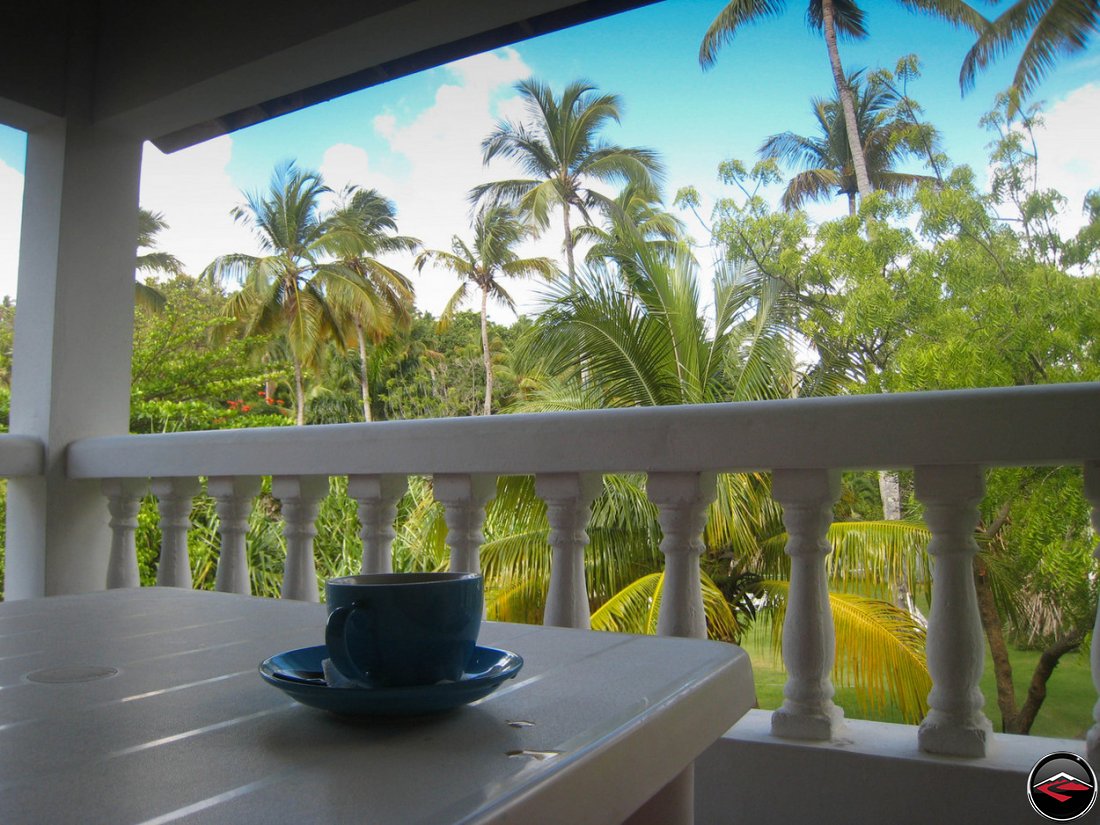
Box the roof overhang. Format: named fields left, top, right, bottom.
left=0, top=0, right=662, bottom=151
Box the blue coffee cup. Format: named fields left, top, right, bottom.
left=324, top=572, right=483, bottom=687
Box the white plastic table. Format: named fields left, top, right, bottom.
left=0, top=588, right=753, bottom=825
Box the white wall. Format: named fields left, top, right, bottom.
left=695, top=710, right=1082, bottom=824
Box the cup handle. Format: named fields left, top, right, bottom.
left=325, top=605, right=371, bottom=685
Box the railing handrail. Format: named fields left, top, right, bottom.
left=67, top=382, right=1100, bottom=479
left=0, top=434, right=45, bottom=477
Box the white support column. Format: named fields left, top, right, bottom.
left=150, top=477, right=200, bottom=588
left=102, top=479, right=147, bottom=590
left=770, top=468, right=845, bottom=741
left=536, top=473, right=601, bottom=629
left=915, top=464, right=993, bottom=758
left=272, top=476, right=329, bottom=602
left=434, top=474, right=496, bottom=574
left=1084, top=461, right=1100, bottom=765
left=647, top=472, right=717, bottom=640
left=348, top=475, right=408, bottom=574
left=207, top=476, right=261, bottom=595
left=5, top=59, right=143, bottom=598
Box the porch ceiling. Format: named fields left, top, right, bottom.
left=0, top=0, right=660, bottom=151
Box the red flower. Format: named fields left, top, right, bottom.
left=242, top=405, right=251, bottom=412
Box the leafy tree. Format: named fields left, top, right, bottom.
left=471, top=78, right=664, bottom=280
left=700, top=0, right=983, bottom=207
left=760, top=69, right=936, bottom=215
left=783, top=99, right=1100, bottom=731
left=130, top=276, right=290, bottom=433
left=415, top=206, right=556, bottom=415
left=960, top=0, right=1100, bottom=102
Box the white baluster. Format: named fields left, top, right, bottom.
left=348, top=475, right=408, bottom=574
left=207, top=476, right=261, bottom=595
left=536, top=473, right=602, bottom=629
left=150, top=477, right=200, bottom=588
left=434, top=474, right=496, bottom=573
left=647, top=472, right=717, bottom=639
left=102, top=479, right=147, bottom=589
left=1085, top=461, right=1100, bottom=765
left=770, top=468, right=845, bottom=741
left=916, top=464, right=992, bottom=757
left=272, top=475, right=329, bottom=602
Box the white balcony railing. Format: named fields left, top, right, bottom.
left=66, top=383, right=1100, bottom=771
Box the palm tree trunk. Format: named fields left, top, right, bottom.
left=822, top=0, right=872, bottom=203
left=355, top=319, right=373, bottom=422
left=847, top=192, right=857, bottom=217
left=878, top=470, right=922, bottom=621
left=480, top=284, right=493, bottom=416
left=974, top=554, right=1019, bottom=731
left=261, top=351, right=277, bottom=402
left=293, top=357, right=306, bottom=426
left=562, top=205, right=576, bottom=283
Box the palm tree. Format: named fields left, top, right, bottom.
left=203, top=162, right=396, bottom=425
left=760, top=70, right=937, bottom=215
left=324, top=186, right=419, bottom=421
left=960, top=0, right=1099, bottom=102
left=519, top=233, right=802, bottom=408
left=414, top=206, right=557, bottom=415
left=135, top=208, right=183, bottom=312
left=700, top=0, right=983, bottom=208
left=573, top=182, right=685, bottom=269
left=470, top=78, right=664, bottom=281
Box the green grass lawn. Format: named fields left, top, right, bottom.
left=737, top=623, right=1095, bottom=739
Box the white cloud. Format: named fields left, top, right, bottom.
left=368, top=47, right=561, bottom=320
left=139, top=136, right=260, bottom=278
left=0, top=159, right=23, bottom=300
left=1032, top=82, right=1100, bottom=234
left=317, top=143, right=406, bottom=214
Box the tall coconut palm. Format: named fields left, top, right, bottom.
left=961, top=0, right=1099, bottom=102
left=470, top=78, right=664, bottom=281
left=324, top=186, right=419, bottom=421
left=414, top=206, right=557, bottom=415
left=203, top=162, right=390, bottom=425
left=701, top=0, right=983, bottom=208
left=760, top=70, right=937, bottom=215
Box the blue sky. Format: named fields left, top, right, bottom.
left=0, top=0, right=1097, bottom=312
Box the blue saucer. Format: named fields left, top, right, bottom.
left=259, top=645, right=523, bottom=717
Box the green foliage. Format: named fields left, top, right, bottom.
left=762, top=581, right=932, bottom=723
left=0, top=297, right=13, bottom=432
left=374, top=311, right=527, bottom=419
left=130, top=275, right=291, bottom=433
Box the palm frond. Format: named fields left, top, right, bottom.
left=762, top=580, right=931, bottom=723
